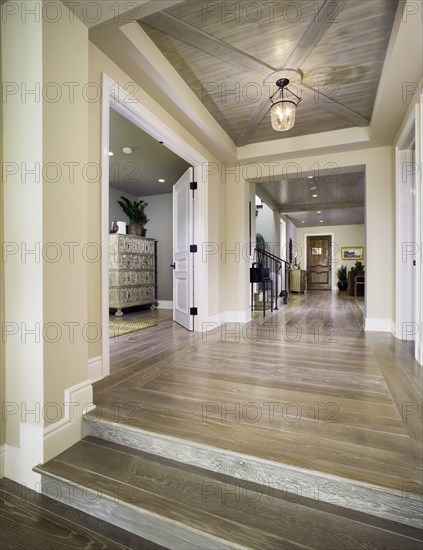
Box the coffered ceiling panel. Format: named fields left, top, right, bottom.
left=139, top=0, right=399, bottom=146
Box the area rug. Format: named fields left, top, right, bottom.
left=109, top=320, right=158, bottom=338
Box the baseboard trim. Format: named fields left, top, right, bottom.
left=157, top=300, right=173, bottom=309
left=364, top=317, right=395, bottom=333
left=3, top=380, right=95, bottom=490
left=207, top=310, right=252, bottom=325
left=88, top=355, right=103, bottom=382
left=0, top=444, right=5, bottom=478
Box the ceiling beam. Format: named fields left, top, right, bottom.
left=284, top=0, right=348, bottom=68
left=301, top=85, right=369, bottom=127
left=280, top=201, right=364, bottom=213
left=141, top=12, right=274, bottom=73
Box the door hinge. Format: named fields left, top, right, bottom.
left=190, top=244, right=198, bottom=253
left=190, top=181, right=197, bottom=190
left=190, top=307, right=198, bottom=316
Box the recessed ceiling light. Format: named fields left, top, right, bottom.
left=308, top=176, right=313, bottom=179
left=158, top=179, right=165, bottom=183
left=301, top=221, right=305, bottom=223
left=310, top=186, right=316, bottom=190
left=109, top=151, right=114, bottom=156
left=320, top=220, right=324, bottom=223
left=122, top=147, right=133, bottom=154
left=312, top=194, right=318, bottom=198
left=317, top=211, right=321, bottom=214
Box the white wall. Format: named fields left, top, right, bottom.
left=281, top=216, right=298, bottom=264
left=109, top=188, right=173, bottom=302
left=139, top=193, right=173, bottom=302
left=256, top=202, right=280, bottom=256
left=296, top=224, right=366, bottom=289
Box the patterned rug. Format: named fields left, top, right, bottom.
left=109, top=320, right=158, bottom=338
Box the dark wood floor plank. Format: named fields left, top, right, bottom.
left=0, top=478, right=164, bottom=550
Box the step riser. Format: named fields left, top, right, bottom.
left=87, top=418, right=422, bottom=529
left=39, top=473, right=244, bottom=550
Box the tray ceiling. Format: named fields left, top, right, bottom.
left=139, top=0, right=399, bottom=146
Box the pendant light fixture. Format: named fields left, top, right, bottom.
left=269, top=78, right=302, bottom=132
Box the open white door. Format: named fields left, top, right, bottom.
left=173, top=167, right=195, bottom=330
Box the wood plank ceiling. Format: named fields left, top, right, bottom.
left=138, top=0, right=399, bottom=226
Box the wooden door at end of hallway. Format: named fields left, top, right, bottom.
left=306, top=235, right=332, bottom=290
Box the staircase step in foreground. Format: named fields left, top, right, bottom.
left=84, top=413, right=422, bottom=530
left=34, top=435, right=423, bottom=550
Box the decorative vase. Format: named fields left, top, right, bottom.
left=128, top=224, right=142, bottom=236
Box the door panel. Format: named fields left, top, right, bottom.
left=173, top=167, right=194, bottom=330
left=306, top=236, right=332, bottom=290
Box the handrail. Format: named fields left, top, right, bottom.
left=253, top=247, right=289, bottom=308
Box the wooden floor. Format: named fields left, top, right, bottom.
left=101, top=292, right=422, bottom=497
left=0, top=478, right=165, bottom=549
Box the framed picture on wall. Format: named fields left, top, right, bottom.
left=341, top=246, right=363, bottom=260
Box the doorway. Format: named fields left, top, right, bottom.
left=306, top=235, right=332, bottom=290
left=396, top=109, right=419, bottom=360
left=100, top=74, right=209, bottom=378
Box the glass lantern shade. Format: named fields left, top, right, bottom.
left=270, top=100, right=297, bottom=131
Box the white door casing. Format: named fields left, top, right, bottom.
left=101, top=74, right=209, bottom=378
left=173, top=167, right=194, bottom=330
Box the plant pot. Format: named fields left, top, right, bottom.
left=127, top=224, right=142, bottom=236
left=141, top=227, right=147, bottom=237
left=337, top=280, right=348, bottom=291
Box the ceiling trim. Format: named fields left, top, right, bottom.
left=280, top=201, right=364, bottom=213
left=238, top=126, right=371, bottom=163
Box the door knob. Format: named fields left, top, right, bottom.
left=170, top=263, right=176, bottom=269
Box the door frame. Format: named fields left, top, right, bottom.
left=303, top=233, right=335, bottom=289
left=395, top=99, right=422, bottom=364
left=100, top=74, right=209, bottom=378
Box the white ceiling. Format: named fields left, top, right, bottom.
left=109, top=108, right=190, bottom=196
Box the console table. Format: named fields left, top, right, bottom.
left=348, top=270, right=365, bottom=297
left=289, top=269, right=307, bottom=293
left=109, top=234, right=157, bottom=316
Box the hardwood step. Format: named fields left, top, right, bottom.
left=34, top=436, right=423, bottom=550
left=81, top=413, right=422, bottom=531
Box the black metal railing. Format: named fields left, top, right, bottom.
left=253, top=247, right=290, bottom=310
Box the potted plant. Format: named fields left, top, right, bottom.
left=117, top=196, right=149, bottom=236
left=353, top=261, right=364, bottom=271
left=337, top=265, right=348, bottom=291
left=256, top=233, right=267, bottom=266
left=251, top=233, right=270, bottom=284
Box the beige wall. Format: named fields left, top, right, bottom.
left=1, top=3, right=89, bottom=449
left=2, top=5, right=44, bottom=446
left=296, top=224, right=365, bottom=289
left=223, top=170, right=250, bottom=315
left=42, top=9, right=89, bottom=410
left=0, top=17, right=4, bottom=454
